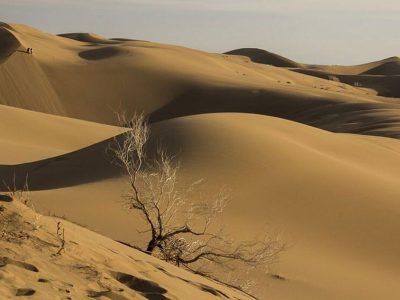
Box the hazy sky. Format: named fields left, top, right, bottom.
left=0, top=0, right=399, bottom=64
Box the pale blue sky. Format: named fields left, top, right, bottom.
left=0, top=0, right=399, bottom=64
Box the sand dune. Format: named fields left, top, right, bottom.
left=226, top=48, right=400, bottom=76
left=0, top=26, right=20, bottom=63
left=290, top=55, right=400, bottom=98
left=362, top=58, right=400, bottom=75
left=225, top=48, right=303, bottom=68
left=2, top=113, right=399, bottom=299
left=0, top=200, right=252, bottom=300
left=0, top=138, right=120, bottom=190
left=1, top=22, right=400, bottom=300
left=227, top=47, right=400, bottom=98
left=1, top=22, right=400, bottom=139
left=0, top=104, right=123, bottom=164
left=58, top=32, right=121, bottom=44
left=306, top=56, right=400, bottom=75
left=292, top=68, right=400, bottom=97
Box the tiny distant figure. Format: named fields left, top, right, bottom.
left=26, top=47, right=30, bottom=54
left=29, top=48, right=33, bottom=54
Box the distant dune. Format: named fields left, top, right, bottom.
left=225, top=48, right=302, bottom=68
left=226, top=47, right=400, bottom=97
left=291, top=68, right=400, bottom=98
left=362, top=58, right=400, bottom=75
left=58, top=32, right=120, bottom=44
left=1, top=23, right=400, bottom=138
left=1, top=22, right=400, bottom=300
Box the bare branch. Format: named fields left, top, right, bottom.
left=110, top=112, right=285, bottom=296
left=55, top=221, right=66, bottom=255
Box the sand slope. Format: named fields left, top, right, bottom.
left=228, top=48, right=399, bottom=76
left=2, top=113, right=399, bottom=299
left=362, top=59, right=400, bottom=75
left=1, top=22, right=400, bottom=300
left=0, top=25, right=20, bottom=64
left=0, top=48, right=64, bottom=115
left=227, top=47, right=400, bottom=98
left=0, top=200, right=253, bottom=300
left=0, top=104, right=123, bottom=165
left=1, top=23, right=400, bottom=139
left=306, top=56, right=400, bottom=75
left=58, top=32, right=120, bottom=45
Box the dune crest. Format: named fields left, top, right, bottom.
left=227, top=46, right=400, bottom=97
left=79, top=46, right=124, bottom=60
left=225, top=48, right=303, bottom=68
left=0, top=104, right=123, bottom=164
left=0, top=23, right=399, bottom=139
left=362, top=59, right=400, bottom=75
left=0, top=26, right=21, bottom=63
left=0, top=23, right=399, bottom=140
left=58, top=32, right=121, bottom=44
left=1, top=22, right=400, bottom=300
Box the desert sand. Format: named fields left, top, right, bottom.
left=0, top=199, right=253, bottom=299
left=1, top=22, right=400, bottom=299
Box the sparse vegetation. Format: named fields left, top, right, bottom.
left=0, top=204, right=7, bottom=239
left=1, top=174, right=43, bottom=231
left=110, top=113, right=285, bottom=294
left=328, top=75, right=340, bottom=82
left=2, top=173, right=30, bottom=205
left=55, top=221, right=66, bottom=255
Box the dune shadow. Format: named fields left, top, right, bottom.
left=15, top=288, right=36, bottom=296
left=110, top=38, right=145, bottom=42
left=0, top=127, right=187, bottom=192
left=200, top=284, right=229, bottom=298
left=0, top=137, right=121, bottom=191
left=0, top=22, right=14, bottom=30
left=149, top=86, right=400, bottom=139
left=149, top=87, right=332, bottom=123
left=0, top=194, right=13, bottom=202
left=149, top=262, right=230, bottom=299
left=79, top=47, right=122, bottom=60
left=225, top=48, right=301, bottom=68
left=87, top=290, right=129, bottom=300
left=0, top=26, right=21, bottom=64
left=58, top=33, right=121, bottom=44
left=291, top=68, right=400, bottom=98
left=0, top=257, right=39, bottom=272
left=363, top=61, right=400, bottom=76
left=111, top=271, right=169, bottom=300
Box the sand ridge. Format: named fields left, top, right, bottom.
left=58, top=32, right=122, bottom=45
left=6, top=113, right=396, bottom=299
left=1, top=22, right=400, bottom=299
left=225, top=48, right=303, bottom=68
left=0, top=104, right=124, bottom=165
left=1, top=22, right=400, bottom=139
left=227, top=47, right=400, bottom=98
left=0, top=26, right=21, bottom=64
